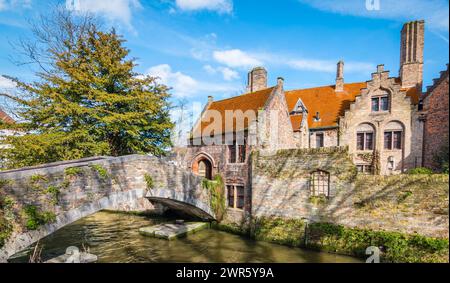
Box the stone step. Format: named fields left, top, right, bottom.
left=139, top=222, right=209, bottom=240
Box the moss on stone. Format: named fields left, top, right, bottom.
left=64, top=167, right=84, bottom=176
left=144, top=174, right=154, bottom=190
left=22, top=205, right=56, bottom=231
left=89, top=164, right=109, bottom=179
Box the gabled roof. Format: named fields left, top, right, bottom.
left=286, top=82, right=367, bottom=130
left=0, top=108, right=14, bottom=124
left=193, top=87, right=275, bottom=136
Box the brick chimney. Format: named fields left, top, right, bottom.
left=399, top=20, right=424, bottom=90
left=335, top=60, right=344, bottom=92
left=247, top=67, right=267, bottom=93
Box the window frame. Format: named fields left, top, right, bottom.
left=310, top=170, right=330, bottom=197
left=356, top=131, right=374, bottom=151
left=227, top=184, right=245, bottom=210
left=228, top=137, right=247, bottom=164
left=357, top=165, right=373, bottom=174
left=384, top=130, right=403, bottom=150
left=371, top=95, right=390, bottom=112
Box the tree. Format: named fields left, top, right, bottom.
left=0, top=8, right=173, bottom=169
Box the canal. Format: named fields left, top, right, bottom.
left=9, top=211, right=362, bottom=263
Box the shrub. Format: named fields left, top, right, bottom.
left=253, top=217, right=306, bottom=247
left=64, top=167, right=83, bottom=176
left=144, top=174, right=154, bottom=190
left=407, top=167, right=433, bottom=175
left=306, top=222, right=449, bottom=263
left=202, top=175, right=226, bottom=221
left=89, top=164, right=109, bottom=179
left=23, top=205, right=56, bottom=230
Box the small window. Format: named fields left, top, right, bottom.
left=371, top=96, right=389, bottom=112
left=310, top=171, right=330, bottom=197
left=316, top=133, right=324, bottom=148
left=384, top=131, right=402, bottom=150
left=357, top=165, right=373, bottom=174
left=228, top=137, right=247, bottom=164
left=227, top=185, right=234, bottom=208
left=227, top=185, right=245, bottom=210
left=356, top=132, right=373, bottom=151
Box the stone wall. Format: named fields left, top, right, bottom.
left=251, top=147, right=448, bottom=239
left=423, top=66, right=449, bottom=170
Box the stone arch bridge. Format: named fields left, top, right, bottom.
left=0, top=154, right=214, bottom=262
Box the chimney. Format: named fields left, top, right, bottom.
left=208, top=96, right=214, bottom=103
left=335, top=60, right=344, bottom=92
left=277, top=77, right=284, bottom=88
left=399, top=20, right=424, bottom=89
left=247, top=67, right=267, bottom=93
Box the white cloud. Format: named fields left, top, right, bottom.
left=175, top=0, right=233, bottom=14
left=299, top=0, right=449, bottom=31
left=0, top=0, right=31, bottom=10
left=213, top=49, right=263, bottom=69
left=146, top=64, right=239, bottom=97
left=65, top=0, right=141, bottom=27
left=203, top=65, right=239, bottom=81
left=0, top=76, right=16, bottom=89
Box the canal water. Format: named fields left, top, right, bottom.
left=10, top=211, right=361, bottom=263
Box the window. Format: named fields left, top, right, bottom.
left=357, top=165, right=373, bottom=174
left=356, top=132, right=373, bottom=151
left=228, top=137, right=247, bottom=164
left=310, top=171, right=330, bottom=197
left=316, top=133, right=324, bottom=148
left=356, top=123, right=375, bottom=151
left=227, top=185, right=245, bottom=209
left=384, top=131, right=402, bottom=150
left=371, top=96, right=389, bottom=112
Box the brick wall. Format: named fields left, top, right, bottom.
left=423, top=67, right=449, bottom=170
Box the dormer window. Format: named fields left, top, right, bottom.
left=291, top=98, right=308, bottom=115
left=371, top=95, right=389, bottom=112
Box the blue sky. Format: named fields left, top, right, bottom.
left=0, top=0, right=449, bottom=110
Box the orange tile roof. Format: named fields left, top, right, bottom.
left=286, top=82, right=367, bottom=129
left=0, top=108, right=14, bottom=124
left=193, top=87, right=274, bottom=136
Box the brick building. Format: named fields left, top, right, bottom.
left=421, top=65, right=449, bottom=171
left=177, top=21, right=434, bottom=223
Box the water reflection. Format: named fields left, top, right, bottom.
left=10, top=211, right=361, bottom=263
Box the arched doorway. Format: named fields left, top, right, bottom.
left=195, top=158, right=212, bottom=180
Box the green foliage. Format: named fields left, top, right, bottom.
left=45, top=186, right=60, bottom=205
left=306, top=222, right=449, bottom=263
left=0, top=179, right=12, bottom=188
left=309, top=195, right=328, bottom=206
left=30, top=174, right=48, bottom=183
left=252, top=217, right=306, bottom=247
left=202, top=175, right=226, bottom=222
left=64, top=167, right=84, bottom=176
left=22, top=205, right=56, bottom=231
left=89, top=164, right=109, bottom=179
left=0, top=17, right=173, bottom=170
left=144, top=174, right=154, bottom=190
left=0, top=212, right=12, bottom=248
left=407, top=167, right=433, bottom=175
